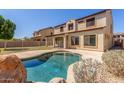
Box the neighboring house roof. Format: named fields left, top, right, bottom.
left=54, top=23, right=66, bottom=28
left=113, top=32, right=124, bottom=35
left=33, top=27, right=53, bottom=34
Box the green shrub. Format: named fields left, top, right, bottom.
left=73, top=59, right=100, bottom=83
left=102, top=50, right=124, bottom=77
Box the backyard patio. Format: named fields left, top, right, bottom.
left=1, top=48, right=103, bottom=62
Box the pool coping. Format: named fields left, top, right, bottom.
left=21, top=50, right=83, bottom=61
left=2, top=49, right=103, bottom=62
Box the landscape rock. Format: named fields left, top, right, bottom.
left=49, top=77, right=66, bottom=83
left=0, top=55, right=27, bottom=83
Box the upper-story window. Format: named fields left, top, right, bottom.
left=51, top=32, right=53, bottom=35
left=42, top=39, right=46, bottom=41
left=117, top=35, right=120, bottom=38
left=60, top=26, right=64, bottom=32
left=113, top=35, right=116, bottom=38
left=37, top=32, right=40, bottom=36
left=33, top=33, right=36, bottom=37
left=68, top=23, right=73, bottom=31
left=78, top=20, right=84, bottom=24
left=86, top=17, right=95, bottom=27
left=122, top=35, right=124, bottom=37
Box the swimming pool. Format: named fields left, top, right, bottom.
left=22, top=51, right=81, bottom=82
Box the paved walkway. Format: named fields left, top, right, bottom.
left=3, top=49, right=103, bottom=62
left=63, top=49, right=103, bottom=62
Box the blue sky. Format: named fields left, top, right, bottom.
left=0, top=9, right=123, bottom=39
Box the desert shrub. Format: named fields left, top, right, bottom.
left=102, top=50, right=124, bottom=77
left=73, top=58, right=101, bottom=83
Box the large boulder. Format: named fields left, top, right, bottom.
left=0, top=55, right=27, bottom=83
left=49, top=77, right=66, bottom=83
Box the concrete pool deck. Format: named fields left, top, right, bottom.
left=3, top=49, right=103, bottom=62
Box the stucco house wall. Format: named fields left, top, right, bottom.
left=77, top=12, right=106, bottom=31
left=67, top=29, right=104, bottom=51
left=33, top=27, right=54, bottom=41
left=46, top=10, right=113, bottom=52
left=123, top=40, right=124, bottom=48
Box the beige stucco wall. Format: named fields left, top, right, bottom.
left=47, top=29, right=110, bottom=52
left=54, top=25, right=66, bottom=34
left=54, top=20, right=77, bottom=35
left=66, top=29, right=105, bottom=51
left=103, top=10, right=113, bottom=51
left=33, top=28, right=54, bottom=41
left=49, top=27, right=108, bottom=51
left=46, top=37, right=53, bottom=46
left=96, top=17, right=106, bottom=27
left=77, top=17, right=106, bottom=31
left=77, top=22, right=86, bottom=31
left=123, top=40, right=124, bottom=48
left=104, top=32, right=113, bottom=50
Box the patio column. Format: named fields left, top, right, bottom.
left=123, top=39, right=124, bottom=48
left=81, top=35, right=84, bottom=48
left=64, top=36, right=66, bottom=49
left=53, top=37, right=55, bottom=48
left=45, top=38, right=47, bottom=47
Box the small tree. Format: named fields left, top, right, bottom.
left=0, top=15, right=16, bottom=49
left=0, top=16, right=5, bottom=39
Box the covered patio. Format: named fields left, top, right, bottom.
left=53, top=35, right=69, bottom=49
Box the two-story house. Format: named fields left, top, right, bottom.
left=46, top=9, right=113, bottom=51
left=33, top=27, right=54, bottom=42
left=113, top=32, right=124, bottom=48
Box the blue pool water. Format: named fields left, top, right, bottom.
left=23, top=51, right=81, bottom=82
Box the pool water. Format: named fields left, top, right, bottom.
left=23, top=51, right=81, bottom=82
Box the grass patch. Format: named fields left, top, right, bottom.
left=0, top=39, right=13, bottom=42
left=0, top=46, right=53, bottom=55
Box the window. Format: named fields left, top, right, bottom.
left=36, top=32, right=39, bottom=36
left=117, top=35, right=120, bottom=38
left=86, top=18, right=95, bottom=27
left=68, top=23, right=73, bottom=30
left=51, top=32, right=53, bottom=35
left=78, top=20, right=84, bottom=24
left=71, top=36, right=79, bottom=45
left=122, top=35, right=124, bottom=37
left=60, top=26, right=64, bottom=32
left=84, top=35, right=96, bottom=46
left=42, top=39, right=46, bottom=41
left=113, top=35, right=116, bottom=38
left=37, top=32, right=40, bottom=35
